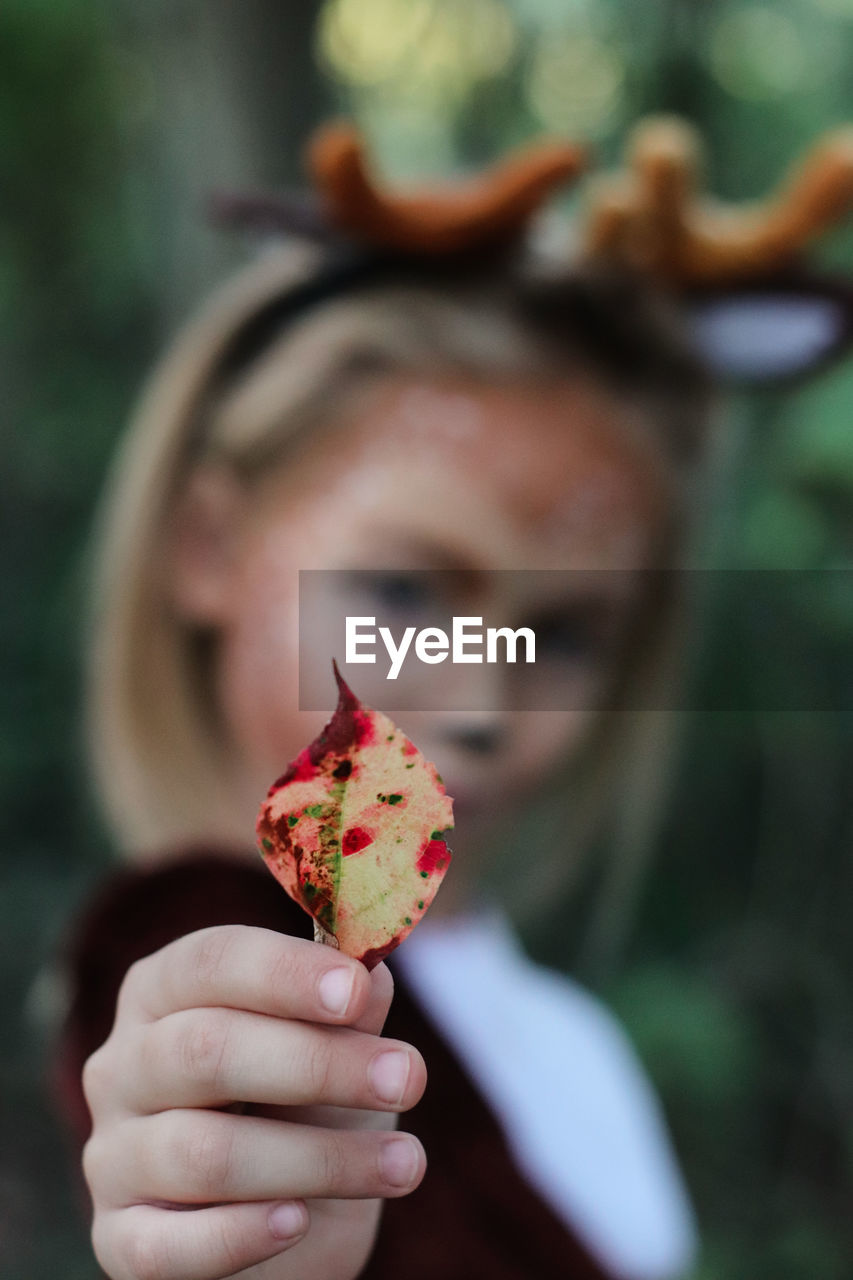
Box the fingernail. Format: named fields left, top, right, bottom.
left=369, top=1051, right=410, bottom=1106
left=318, top=967, right=355, bottom=1016
left=268, top=1201, right=307, bottom=1240
left=380, top=1137, right=419, bottom=1188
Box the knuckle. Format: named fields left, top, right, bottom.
left=303, top=1038, right=335, bottom=1100
left=81, top=1133, right=106, bottom=1193
left=174, top=1009, right=232, bottom=1091
left=121, top=1225, right=172, bottom=1280
left=116, top=957, right=150, bottom=1018
left=133, top=1022, right=160, bottom=1087
left=179, top=1117, right=236, bottom=1196
left=316, top=1131, right=348, bottom=1191
left=265, top=936, right=298, bottom=992
left=211, top=1217, right=249, bottom=1276
left=82, top=1046, right=112, bottom=1110
left=90, top=1213, right=115, bottom=1276
left=191, top=926, right=240, bottom=995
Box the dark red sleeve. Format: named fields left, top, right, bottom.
left=54, top=851, right=611, bottom=1280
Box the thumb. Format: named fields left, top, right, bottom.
left=350, top=961, right=395, bottom=1035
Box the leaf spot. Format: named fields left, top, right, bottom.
left=342, top=826, right=374, bottom=857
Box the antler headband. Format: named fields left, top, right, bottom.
left=585, top=116, right=853, bottom=285
left=212, top=115, right=853, bottom=382
left=213, top=120, right=586, bottom=255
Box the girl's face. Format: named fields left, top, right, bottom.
left=173, top=373, right=668, bottom=894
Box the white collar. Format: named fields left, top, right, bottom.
left=395, top=906, right=698, bottom=1280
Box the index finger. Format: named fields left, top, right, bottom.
left=117, top=925, right=380, bottom=1028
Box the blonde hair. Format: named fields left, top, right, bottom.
left=88, top=241, right=715, bottom=913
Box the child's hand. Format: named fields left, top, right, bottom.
left=81, top=925, right=427, bottom=1280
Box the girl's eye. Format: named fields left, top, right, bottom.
left=351, top=571, right=437, bottom=615
left=528, top=602, right=610, bottom=662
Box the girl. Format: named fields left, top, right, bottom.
left=58, top=118, right=852, bottom=1280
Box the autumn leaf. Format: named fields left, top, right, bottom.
left=256, top=662, right=453, bottom=969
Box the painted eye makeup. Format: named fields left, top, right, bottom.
left=523, top=598, right=621, bottom=664
left=367, top=571, right=438, bottom=613
left=341, top=569, right=445, bottom=619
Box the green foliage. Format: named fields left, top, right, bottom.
left=1, top=3, right=156, bottom=1271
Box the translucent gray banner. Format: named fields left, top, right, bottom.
left=298, top=569, right=852, bottom=712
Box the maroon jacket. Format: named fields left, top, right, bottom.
left=56, top=851, right=611, bottom=1280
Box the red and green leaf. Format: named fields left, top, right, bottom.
left=256, top=663, right=453, bottom=969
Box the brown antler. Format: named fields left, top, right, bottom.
left=584, top=116, right=853, bottom=285
left=308, top=120, right=586, bottom=255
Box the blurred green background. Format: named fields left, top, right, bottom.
left=1, top=1, right=851, bottom=1276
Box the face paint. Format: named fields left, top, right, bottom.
left=197, top=374, right=668, bottom=884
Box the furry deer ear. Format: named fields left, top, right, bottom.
left=686, top=274, right=853, bottom=384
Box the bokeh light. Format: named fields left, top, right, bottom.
left=708, top=6, right=814, bottom=100
left=318, top=0, right=430, bottom=86
left=318, top=0, right=516, bottom=106
left=525, top=31, right=624, bottom=136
